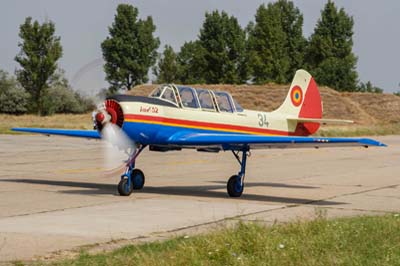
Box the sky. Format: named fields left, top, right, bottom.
left=0, top=0, right=399, bottom=94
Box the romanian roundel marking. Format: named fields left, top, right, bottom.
left=290, top=86, right=303, bottom=107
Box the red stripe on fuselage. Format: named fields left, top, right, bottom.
left=124, top=114, right=309, bottom=136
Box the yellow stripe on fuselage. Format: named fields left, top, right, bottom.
left=124, top=118, right=276, bottom=136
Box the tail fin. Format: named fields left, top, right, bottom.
left=274, top=69, right=322, bottom=135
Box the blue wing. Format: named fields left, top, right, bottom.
left=12, top=128, right=101, bottom=139
left=166, top=131, right=386, bottom=150
left=11, top=128, right=386, bottom=149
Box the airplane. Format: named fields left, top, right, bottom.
left=13, top=70, right=386, bottom=197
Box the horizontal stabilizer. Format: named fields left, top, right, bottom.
left=287, top=117, right=354, bottom=125
left=12, top=128, right=101, bottom=139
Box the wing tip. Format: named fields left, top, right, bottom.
left=359, top=138, right=387, bottom=147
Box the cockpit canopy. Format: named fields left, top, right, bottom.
left=149, top=85, right=243, bottom=112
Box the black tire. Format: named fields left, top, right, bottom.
left=227, top=175, right=244, bottom=197
left=118, top=178, right=133, bottom=196
left=132, top=169, right=145, bottom=190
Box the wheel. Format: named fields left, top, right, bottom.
left=118, top=178, right=133, bottom=196
left=132, top=169, right=145, bottom=190
left=227, top=175, right=244, bottom=197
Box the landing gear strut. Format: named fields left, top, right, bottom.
left=118, top=145, right=147, bottom=196
left=227, top=147, right=250, bottom=197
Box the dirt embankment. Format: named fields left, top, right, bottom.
left=130, top=84, right=400, bottom=126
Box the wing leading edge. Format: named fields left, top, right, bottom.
left=166, top=131, right=386, bottom=149
left=12, top=128, right=101, bottom=139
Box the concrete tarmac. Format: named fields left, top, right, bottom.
left=0, top=135, right=398, bottom=262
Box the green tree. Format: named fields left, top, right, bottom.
left=101, top=4, right=160, bottom=93
left=278, top=0, right=307, bottom=81
left=247, top=1, right=306, bottom=84
left=198, top=10, right=247, bottom=84
left=306, top=0, right=358, bottom=91
left=356, top=81, right=383, bottom=93
left=153, top=45, right=179, bottom=83
left=0, top=70, right=29, bottom=114
left=176, top=41, right=207, bottom=84
left=15, top=17, right=62, bottom=115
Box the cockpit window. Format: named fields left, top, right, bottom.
left=196, top=89, right=215, bottom=111
left=233, top=99, right=244, bottom=112
left=160, top=87, right=177, bottom=105
left=178, top=86, right=199, bottom=108
left=214, top=92, right=234, bottom=113
left=150, top=86, right=163, bottom=98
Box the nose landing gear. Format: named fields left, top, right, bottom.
left=117, top=145, right=147, bottom=196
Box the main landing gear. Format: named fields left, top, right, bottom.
left=117, top=145, right=250, bottom=198
left=227, top=147, right=250, bottom=197
left=118, top=145, right=147, bottom=196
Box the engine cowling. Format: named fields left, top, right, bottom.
left=95, top=99, right=124, bottom=131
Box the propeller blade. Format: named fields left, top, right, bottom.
left=101, top=123, right=135, bottom=170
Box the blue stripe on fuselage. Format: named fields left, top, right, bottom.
left=122, top=120, right=243, bottom=145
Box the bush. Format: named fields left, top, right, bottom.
left=0, top=70, right=30, bottom=114
left=41, top=69, right=95, bottom=115
left=0, top=86, right=30, bottom=114
left=42, top=86, right=95, bottom=115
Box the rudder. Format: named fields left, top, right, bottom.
left=274, top=69, right=322, bottom=135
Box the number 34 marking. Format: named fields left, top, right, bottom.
left=258, top=113, right=269, bottom=127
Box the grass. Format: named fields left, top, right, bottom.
left=0, top=113, right=93, bottom=134
left=316, top=123, right=400, bottom=137
left=26, top=214, right=400, bottom=266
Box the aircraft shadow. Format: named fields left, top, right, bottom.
left=0, top=178, right=343, bottom=206
left=211, top=181, right=318, bottom=189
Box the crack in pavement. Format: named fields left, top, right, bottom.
left=0, top=199, right=131, bottom=219
left=320, top=206, right=395, bottom=214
